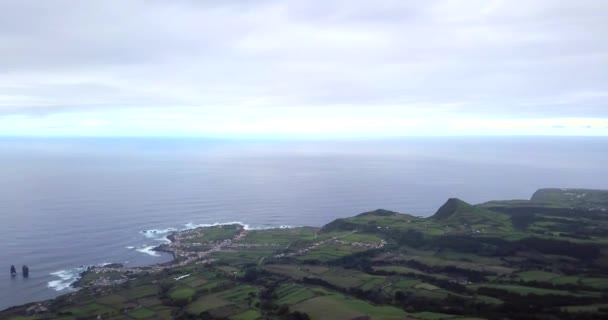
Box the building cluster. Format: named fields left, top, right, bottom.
left=83, top=227, right=249, bottom=288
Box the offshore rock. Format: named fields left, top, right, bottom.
left=22, top=265, right=29, bottom=278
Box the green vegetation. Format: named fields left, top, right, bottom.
left=3, top=188, right=608, bottom=320
left=292, top=294, right=406, bottom=320
left=531, top=188, right=608, bottom=208
left=128, top=307, right=156, bottom=319
left=245, top=227, right=317, bottom=245
left=471, top=284, right=588, bottom=296
left=181, top=224, right=242, bottom=243
left=513, top=270, right=561, bottom=282
left=169, top=287, right=196, bottom=300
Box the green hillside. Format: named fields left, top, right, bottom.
left=531, top=188, right=608, bottom=209
left=3, top=189, right=608, bottom=320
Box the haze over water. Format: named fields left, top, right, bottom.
left=1, top=137, right=607, bottom=309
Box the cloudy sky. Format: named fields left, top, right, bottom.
left=0, top=0, right=607, bottom=137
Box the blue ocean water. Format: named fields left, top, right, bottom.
left=1, top=137, right=607, bottom=309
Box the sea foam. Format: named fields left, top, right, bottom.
left=47, top=266, right=89, bottom=291
left=140, top=228, right=177, bottom=240
left=47, top=262, right=127, bottom=291
left=136, top=245, right=160, bottom=257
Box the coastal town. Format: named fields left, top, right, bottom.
left=78, top=225, right=250, bottom=288
left=76, top=224, right=386, bottom=291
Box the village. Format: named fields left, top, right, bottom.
left=78, top=225, right=387, bottom=290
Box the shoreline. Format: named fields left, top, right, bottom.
left=0, top=222, right=257, bottom=313
left=72, top=223, right=249, bottom=289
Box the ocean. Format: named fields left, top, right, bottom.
left=1, top=137, right=607, bottom=310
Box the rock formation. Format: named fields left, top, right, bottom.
left=22, top=265, right=29, bottom=278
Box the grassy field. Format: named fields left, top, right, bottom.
left=292, top=294, right=407, bottom=320
left=187, top=294, right=232, bottom=315
left=232, top=310, right=262, bottom=320
left=318, top=231, right=384, bottom=244
left=276, top=283, right=319, bottom=305
left=393, top=278, right=422, bottom=289
left=182, top=225, right=242, bottom=243
left=472, top=284, right=589, bottom=296
left=210, top=247, right=277, bottom=265
left=373, top=265, right=425, bottom=275
left=513, top=270, right=561, bottom=282
left=169, top=287, right=196, bottom=300
left=245, top=227, right=317, bottom=245
left=561, top=304, right=608, bottom=313
left=62, top=303, right=117, bottom=318
left=119, top=285, right=158, bottom=299
left=581, top=277, right=608, bottom=289
left=550, top=276, right=580, bottom=285
left=295, top=243, right=362, bottom=262
left=263, top=264, right=330, bottom=280
left=128, top=307, right=156, bottom=319
left=401, top=255, right=514, bottom=275
left=414, top=283, right=439, bottom=291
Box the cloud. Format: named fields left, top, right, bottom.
left=0, top=0, right=607, bottom=136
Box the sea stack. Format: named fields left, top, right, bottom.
left=10, top=265, right=17, bottom=276
left=22, top=265, right=29, bottom=278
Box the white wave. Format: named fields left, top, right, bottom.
left=140, top=228, right=178, bottom=241
left=136, top=245, right=160, bottom=257
left=47, top=265, right=88, bottom=291
left=125, top=246, right=135, bottom=250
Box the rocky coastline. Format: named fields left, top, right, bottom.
left=70, top=224, right=248, bottom=290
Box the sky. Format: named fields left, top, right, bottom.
left=0, top=0, right=607, bottom=138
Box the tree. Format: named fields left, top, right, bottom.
left=394, top=290, right=406, bottom=302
